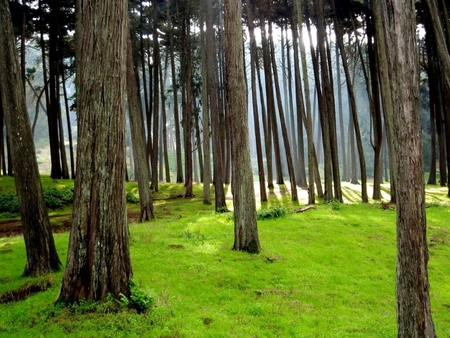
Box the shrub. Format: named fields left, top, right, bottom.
left=128, top=280, right=153, bottom=313
left=0, top=193, right=20, bottom=214
left=43, top=186, right=74, bottom=209
left=257, top=206, right=288, bottom=220
left=126, top=192, right=139, bottom=204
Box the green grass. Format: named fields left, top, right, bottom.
left=0, top=188, right=450, bottom=337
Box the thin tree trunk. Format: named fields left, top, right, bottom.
left=199, top=12, right=211, bottom=204
left=151, top=6, right=160, bottom=192
left=260, top=8, right=284, bottom=185
left=127, top=33, right=154, bottom=221
left=331, top=1, right=368, bottom=202
left=61, top=70, right=75, bottom=179
left=296, top=0, right=317, bottom=203
left=169, top=10, right=183, bottom=184
left=256, top=53, right=273, bottom=189
left=268, top=13, right=298, bottom=201
left=0, top=0, right=61, bottom=276
left=225, top=0, right=260, bottom=254
left=206, top=0, right=226, bottom=209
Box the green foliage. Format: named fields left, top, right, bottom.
left=42, top=186, right=74, bottom=209
left=256, top=206, right=288, bottom=220
left=128, top=280, right=154, bottom=314
left=0, top=193, right=20, bottom=215
left=126, top=191, right=139, bottom=204
left=329, top=200, right=342, bottom=211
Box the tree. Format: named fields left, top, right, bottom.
left=224, top=0, right=260, bottom=254
left=58, top=0, right=132, bottom=301
left=206, top=0, right=226, bottom=210
left=126, top=32, right=154, bottom=221
left=0, top=0, right=61, bottom=277
left=373, top=0, right=435, bottom=335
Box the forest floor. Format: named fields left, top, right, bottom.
left=0, top=181, right=449, bottom=337
left=1, top=180, right=448, bottom=238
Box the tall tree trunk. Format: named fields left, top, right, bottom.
left=61, top=70, right=75, bottom=179
left=373, top=0, right=436, bottom=335
left=256, top=52, right=273, bottom=189
left=206, top=0, right=226, bottom=210
left=296, top=0, right=317, bottom=203
left=268, top=13, right=298, bottom=201
left=182, top=8, right=194, bottom=198
left=59, top=0, right=132, bottom=302
left=0, top=98, right=5, bottom=175
left=225, top=0, right=260, bottom=254
left=48, top=1, right=62, bottom=179
left=331, top=0, right=368, bottom=202
left=151, top=6, right=160, bottom=192
left=0, top=0, right=61, bottom=276
left=127, top=33, right=154, bottom=221
left=335, top=42, right=348, bottom=182
left=199, top=12, right=211, bottom=204
left=260, top=8, right=284, bottom=185
left=169, top=11, right=183, bottom=184
left=244, top=0, right=267, bottom=202
left=306, top=10, right=333, bottom=201
left=21, top=0, right=27, bottom=93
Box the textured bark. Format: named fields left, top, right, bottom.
left=373, top=0, right=436, bottom=335
left=206, top=0, right=226, bottom=210
left=58, top=0, right=131, bottom=302
left=0, top=0, right=61, bottom=276
left=126, top=34, right=154, bottom=221
left=224, top=0, right=260, bottom=254
left=245, top=0, right=267, bottom=202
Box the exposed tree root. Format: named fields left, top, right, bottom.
left=0, top=277, right=52, bottom=303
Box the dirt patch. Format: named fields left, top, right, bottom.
left=0, top=210, right=145, bottom=238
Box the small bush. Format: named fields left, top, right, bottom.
left=43, top=186, right=74, bottom=209
left=257, top=206, right=288, bottom=220
left=0, top=193, right=20, bottom=214
left=126, top=192, right=140, bottom=204
left=128, top=280, right=153, bottom=313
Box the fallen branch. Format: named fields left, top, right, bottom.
left=294, top=205, right=316, bottom=213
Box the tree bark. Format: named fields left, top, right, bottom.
left=245, top=0, right=267, bottom=202
left=168, top=8, right=183, bottom=184
left=224, top=0, right=260, bottom=254
left=373, top=0, right=436, bottom=335
left=199, top=12, right=211, bottom=205
left=331, top=0, right=368, bottom=202
left=127, top=32, right=154, bottom=221
left=206, top=0, right=226, bottom=210
left=0, top=0, right=61, bottom=276
left=59, top=0, right=132, bottom=302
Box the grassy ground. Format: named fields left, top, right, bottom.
left=0, top=180, right=449, bottom=337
